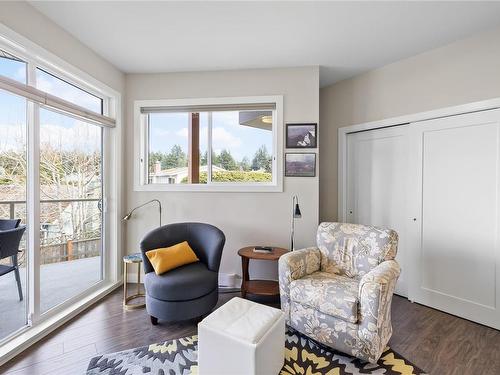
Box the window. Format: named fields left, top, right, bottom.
left=211, top=111, right=273, bottom=183
left=136, top=97, right=283, bottom=191
left=147, top=112, right=199, bottom=184
left=0, top=49, right=26, bottom=83
left=36, top=68, right=103, bottom=114
left=0, top=36, right=119, bottom=348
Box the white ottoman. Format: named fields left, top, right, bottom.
left=198, top=297, right=285, bottom=375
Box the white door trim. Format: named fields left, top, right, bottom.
left=338, top=97, right=500, bottom=220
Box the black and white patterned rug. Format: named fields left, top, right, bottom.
left=86, top=328, right=426, bottom=375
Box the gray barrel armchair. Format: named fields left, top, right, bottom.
left=140, top=222, right=225, bottom=324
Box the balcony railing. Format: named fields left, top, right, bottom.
left=0, top=198, right=101, bottom=266
left=1, top=198, right=102, bottom=216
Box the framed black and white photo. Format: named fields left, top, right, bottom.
left=285, top=153, right=316, bottom=177
left=286, top=123, right=317, bottom=148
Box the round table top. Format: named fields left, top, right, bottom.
left=123, top=253, right=142, bottom=263
left=237, top=246, right=288, bottom=261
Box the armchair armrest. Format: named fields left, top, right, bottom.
left=278, top=247, right=321, bottom=297
left=358, top=260, right=401, bottom=362
left=278, top=247, right=321, bottom=321
left=359, top=260, right=401, bottom=292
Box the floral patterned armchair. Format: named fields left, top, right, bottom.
left=279, top=222, right=400, bottom=363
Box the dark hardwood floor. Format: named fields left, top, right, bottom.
left=1, top=287, right=499, bottom=375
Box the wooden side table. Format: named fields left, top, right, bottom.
left=123, top=253, right=145, bottom=310
left=238, top=246, right=288, bottom=298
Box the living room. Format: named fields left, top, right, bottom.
left=0, top=1, right=499, bottom=374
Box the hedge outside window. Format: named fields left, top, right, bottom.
left=145, top=108, right=275, bottom=185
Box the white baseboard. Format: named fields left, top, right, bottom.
left=219, top=272, right=242, bottom=289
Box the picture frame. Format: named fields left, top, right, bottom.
left=285, top=153, right=316, bottom=177
left=286, top=123, right=317, bottom=148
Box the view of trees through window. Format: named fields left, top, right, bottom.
left=147, top=110, right=273, bottom=184
left=39, top=108, right=103, bottom=313
left=0, top=76, right=28, bottom=339
left=0, top=49, right=104, bottom=330
left=0, top=51, right=28, bottom=285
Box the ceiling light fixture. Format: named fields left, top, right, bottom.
left=261, top=115, right=273, bottom=124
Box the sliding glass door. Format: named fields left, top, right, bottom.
left=0, top=89, right=29, bottom=341
left=0, top=44, right=113, bottom=343
left=39, top=108, right=103, bottom=313
left=0, top=52, right=29, bottom=340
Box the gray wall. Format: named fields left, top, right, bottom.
left=125, top=67, right=320, bottom=282
left=320, top=26, right=500, bottom=222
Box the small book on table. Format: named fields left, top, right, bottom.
left=253, top=246, right=273, bottom=253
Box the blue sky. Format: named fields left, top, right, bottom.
left=149, top=111, right=273, bottom=162
left=0, top=58, right=27, bottom=153
left=0, top=57, right=101, bottom=154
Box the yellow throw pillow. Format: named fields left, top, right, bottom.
left=146, top=241, right=199, bottom=275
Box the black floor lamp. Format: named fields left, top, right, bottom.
left=290, top=195, right=302, bottom=251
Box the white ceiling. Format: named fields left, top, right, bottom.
left=30, top=1, right=500, bottom=87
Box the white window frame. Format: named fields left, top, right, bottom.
left=134, top=96, right=284, bottom=192
left=0, top=23, right=122, bottom=365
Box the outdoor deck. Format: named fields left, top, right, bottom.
left=0, top=256, right=101, bottom=340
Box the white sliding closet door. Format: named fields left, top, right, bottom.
left=408, top=109, right=500, bottom=329
left=346, top=126, right=409, bottom=296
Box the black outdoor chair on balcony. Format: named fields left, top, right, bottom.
left=0, top=222, right=26, bottom=301
left=0, top=219, right=21, bottom=231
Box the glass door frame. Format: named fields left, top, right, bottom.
left=28, top=66, right=111, bottom=326
left=0, top=26, right=122, bottom=350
